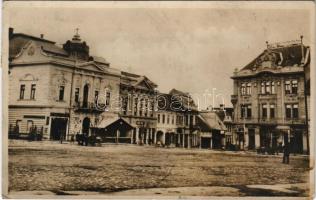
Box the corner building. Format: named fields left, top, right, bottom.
left=8, top=28, right=121, bottom=140
left=231, top=38, right=310, bottom=154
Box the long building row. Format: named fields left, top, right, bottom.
left=8, top=28, right=311, bottom=153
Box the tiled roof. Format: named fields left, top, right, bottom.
left=157, top=89, right=198, bottom=112
left=9, top=33, right=68, bottom=58
left=241, top=44, right=309, bottom=71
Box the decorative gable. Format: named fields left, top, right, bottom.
left=254, top=50, right=279, bottom=69
left=77, top=62, right=104, bottom=73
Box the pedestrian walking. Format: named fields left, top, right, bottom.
left=283, top=143, right=290, bottom=164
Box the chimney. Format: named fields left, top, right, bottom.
left=300, top=35, right=305, bottom=64
left=266, top=41, right=269, bottom=49
left=40, top=34, right=44, bottom=39
left=9, top=27, right=13, bottom=39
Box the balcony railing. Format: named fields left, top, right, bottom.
left=73, top=101, right=105, bottom=113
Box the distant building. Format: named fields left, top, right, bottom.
left=196, top=111, right=227, bottom=149
left=231, top=37, right=310, bottom=154
left=156, top=89, right=200, bottom=148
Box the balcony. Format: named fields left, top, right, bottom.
left=236, top=117, right=306, bottom=125
left=73, top=101, right=105, bottom=113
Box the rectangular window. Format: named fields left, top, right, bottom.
left=265, top=81, right=271, bottom=94
left=185, top=115, right=189, bottom=126
left=20, top=84, right=25, bottom=99
left=292, top=80, right=298, bottom=94
left=157, top=114, right=160, bottom=123
left=285, top=81, right=291, bottom=94
left=271, top=82, right=275, bottom=94
left=241, top=105, right=245, bottom=118
left=162, top=114, right=165, bottom=124
left=167, top=115, right=170, bottom=124
left=261, top=82, right=265, bottom=94
left=144, top=99, right=148, bottom=117
left=151, top=100, right=154, bottom=117
left=59, top=86, right=65, bottom=101
left=270, top=104, right=275, bottom=119
left=74, top=88, right=80, bottom=103
left=139, top=99, right=143, bottom=116
left=293, top=104, right=299, bottom=118
left=172, top=116, right=175, bottom=124
left=262, top=104, right=267, bottom=118
left=30, top=84, right=36, bottom=99
left=246, top=83, right=251, bottom=95
left=122, top=96, right=128, bottom=115
left=246, top=105, right=252, bottom=118
left=106, top=91, right=111, bottom=106
left=241, top=83, right=246, bottom=95
left=134, top=98, right=138, bottom=116
left=94, top=91, right=99, bottom=103
left=285, top=104, right=292, bottom=119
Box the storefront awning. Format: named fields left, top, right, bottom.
left=93, top=117, right=134, bottom=131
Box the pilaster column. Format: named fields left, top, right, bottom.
left=255, top=128, right=260, bottom=148
left=154, top=131, right=157, bottom=144
left=136, top=128, right=139, bottom=144
left=145, top=129, right=149, bottom=145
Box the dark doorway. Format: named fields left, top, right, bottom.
left=165, top=133, right=171, bottom=145
left=201, top=137, right=211, bottom=149
left=82, top=117, right=90, bottom=135
left=290, top=130, right=303, bottom=154
left=83, top=84, right=89, bottom=108
left=212, top=131, right=222, bottom=149
left=50, top=118, right=68, bottom=140
left=248, top=129, right=255, bottom=150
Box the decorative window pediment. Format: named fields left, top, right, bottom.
left=19, top=73, right=38, bottom=81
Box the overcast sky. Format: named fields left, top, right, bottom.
left=5, top=2, right=312, bottom=108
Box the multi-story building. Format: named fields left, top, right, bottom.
left=119, top=72, right=158, bottom=145
left=231, top=38, right=310, bottom=154
left=8, top=28, right=121, bottom=140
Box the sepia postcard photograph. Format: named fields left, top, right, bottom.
left=1, top=1, right=315, bottom=199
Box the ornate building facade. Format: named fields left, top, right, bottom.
left=231, top=38, right=310, bottom=154
left=8, top=28, right=121, bottom=140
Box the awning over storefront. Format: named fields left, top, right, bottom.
left=92, top=117, right=133, bottom=131
left=197, top=113, right=227, bottom=132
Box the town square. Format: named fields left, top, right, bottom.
left=8, top=140, right=309, bottom=197
left=3, top=2, right=314, bottom=198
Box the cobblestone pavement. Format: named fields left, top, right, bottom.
left=8, top=140, right=310, bottom=197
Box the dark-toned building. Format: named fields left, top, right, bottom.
left=231, top=37, right=310, bottom=154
